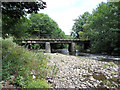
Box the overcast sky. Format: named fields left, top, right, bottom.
left=39, top=0, right=107, bottom=35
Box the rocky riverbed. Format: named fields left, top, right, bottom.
left=45, top=53, right=120, bottom=88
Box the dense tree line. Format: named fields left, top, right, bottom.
left=26, top=13, right=65, bottom=39
left=2, top=1, right=46, bottom=38
left=2, top=1, right=66, bottom=49
left=2, top=1, right=66, bottom=39
left=71, top=2, right=120, bottom=55
left=25, top=13, right=66, bottom=49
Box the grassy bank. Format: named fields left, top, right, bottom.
left=1, top=37, right=51, bottom=88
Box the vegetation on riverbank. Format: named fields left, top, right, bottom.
left=71, top=2, right=120, bottom=55
left=1, top=1, right=66, bottom=88
left=2, top=37, right=51, bottom=88
left=1, top=1, right=119, bottom=88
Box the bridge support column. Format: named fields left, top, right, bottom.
left=68, top=42, right=76, bottom=53
left=45, top=42, right=51, bottom=53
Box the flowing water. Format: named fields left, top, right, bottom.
left=52, top=49, right=120, bottom=64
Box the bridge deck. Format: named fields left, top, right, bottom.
left=18, top=38, right=89, bottom=41
left=16, top=38, right=90, bottom=44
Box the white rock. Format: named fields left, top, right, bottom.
left=33, top=75, right=36, bottom=79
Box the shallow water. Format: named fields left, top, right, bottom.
left=52, top=49, right=120, bottom=63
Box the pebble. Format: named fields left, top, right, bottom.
left=48, top=79, right=54, bottom=84
left=45, top=53, right=119, bottom=88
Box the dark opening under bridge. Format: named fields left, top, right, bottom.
left=17, top=38, right=90, bottom=53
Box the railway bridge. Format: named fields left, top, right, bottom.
left=16, top=38, right=90, bottom=53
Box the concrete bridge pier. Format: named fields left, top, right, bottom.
left=45, top=42, right=51, bottom=53
left=68, top=42, right=76, bottom=53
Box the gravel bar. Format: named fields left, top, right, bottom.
left=45, top=53, right=119, bottom=89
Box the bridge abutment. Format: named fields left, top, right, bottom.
left=45, top=42, right=51, bottom=53
left=68, top=42, right=76, bottom=53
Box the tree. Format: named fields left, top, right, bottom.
left=71, top=12, right=90, bottom=38
left=27, top=13, right=66, bottom=39
left=2, top=1, right=46, bottom=38
left=84, top=2, right=120, bottom=54
left=25, top=13, right=66, bottom=49
left=71, top=2, right=120, bottom=54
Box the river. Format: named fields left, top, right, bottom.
left=52, top=49, right=120, bottom=63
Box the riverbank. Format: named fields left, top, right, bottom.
left=52, top=49, right=120, bottom=61
left=45, top=53, right=119, bottom=88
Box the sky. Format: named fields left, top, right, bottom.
left=39, top=0, right=107, bottom=35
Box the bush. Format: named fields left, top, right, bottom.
left=26, top=79, right=50, bottom=88
left=32, top=44, right=40, bottom=50
left=2, top=37, right=50, bottom=88
left=76, top=44, right=85, bottom=52
left=0, top=83, right=1, bottom=88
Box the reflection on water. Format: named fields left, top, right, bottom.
left=53, top=49, right=120, bottom=62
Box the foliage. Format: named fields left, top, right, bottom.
left=66, top=35, right=73, bottom=39
left=26, top=79, right=50, bottom=88
left=76, top=44, right=84, bottom=52
left=71, top=2, right=120, bottom=55
left=26, top=13, right=66, bottom=39
left=0, top=83, right=1, bottom=88
left=24, top=13, right=66, bottom=49
left=86, top=2, right=120, bottom=54
left=46, top=61, right=59, bottom=79
left=2, top=37, right=50, bottom=88
left=32, top=44, right=40, bottom=50
left=6, top=17, right=30, bottom=38
left=2, top=1, right=46, bottom=38
left=71, top=12, right=90, bottom=38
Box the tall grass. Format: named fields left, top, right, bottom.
left=2, top=37, right=50, bottom=88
